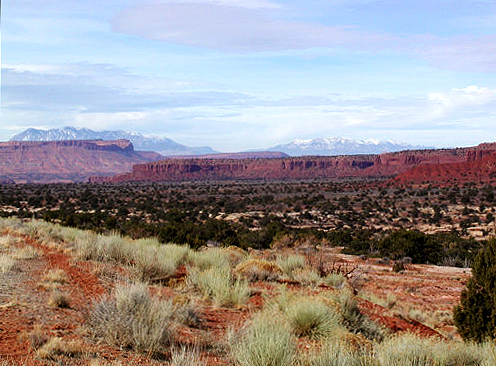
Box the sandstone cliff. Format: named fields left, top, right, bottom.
left=92, top=143, right=496, bottom=183
left=0, top=140, right=163, bottom=183
left=394, top=144, right=496, bottom=185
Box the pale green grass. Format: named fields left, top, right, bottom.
left=89, top=282, right=177, bottom=356
left=188, top=248, right=231, bottom=270
left=305, top=341, right=374, bottom=366
left=375, top=333, right=485, bottom=366
left=284, top=297, right=343, bottom=339
left=230, top=311, right=297, bottom=366
left=188, top=265, right=250, bottom=307
left=276, top=254, right=306, bottom=278
left=76, top=231, right=190, bottom=281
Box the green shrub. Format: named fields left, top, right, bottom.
left=454, top=238, right=496, bottom=342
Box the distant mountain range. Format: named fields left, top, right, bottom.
left=10, top=127, right=216, bottom=157
left=11, top=127, right=428, bottom=157
left=267, top=137, right=428, bottom=156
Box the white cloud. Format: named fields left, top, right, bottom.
left=428, top=86, right=496, bottom=117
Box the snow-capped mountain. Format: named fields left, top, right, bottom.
left=10, top=127, right=217, bottom=156
left=267, top=137, right=427, bottom=156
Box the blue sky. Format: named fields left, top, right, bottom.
left=2, top=0, right=496, bottom=151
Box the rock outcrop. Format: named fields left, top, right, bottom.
left=0, top=140, right=163, bottom=183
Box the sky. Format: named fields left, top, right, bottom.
left=2, top=0, right=496, bottom=151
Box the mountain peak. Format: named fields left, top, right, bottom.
left=10, top=127, right=217, bottom=156
left=268, top=137, right=428, bottom=156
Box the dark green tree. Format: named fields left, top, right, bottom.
left=377, top=230, right=442, bottom=264
left=454, top=239, right=496, bottom=342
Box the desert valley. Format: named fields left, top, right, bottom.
left=1, top=129, right=496, bottom=365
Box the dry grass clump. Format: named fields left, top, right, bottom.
left=89, top=282, right=183, bottom=355
left=230, top=310, right=297, bottom=366
left=170, top=347, right=205, bottom=366
left=291, top=267, right=322, bottom=286
left=171, top=295, right=202, bottom=327
left=234, top=258, right=283, bottom=282
left=0, top=254, right=16, bottom=273
left=276, top=254, right=306, bottom=278
left=0, top=234, right=19, bottom=248
left=20, top=220, right=67, bottom=246
left=300, top=332, right=496, bottom=366
left=224, top=246, right=248, bottom=265
left=43, top=268, right=68, bottom=284
left=323, top=273, right=347, bottom=288
left=188, top=266, right=250, bottom=307
left=0, top=217, right=24, bottom=233
left=36, top=337, right=84, bottom=360
left=14, top=246, right=42, bottom=260
left=19, top=325, right=48, bottom=350
left=48, top=290, right=71, bottom=308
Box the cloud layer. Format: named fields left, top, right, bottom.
left=3, top=63, right=496, bottom=150
left=112, top=2, right=392, bottom=52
